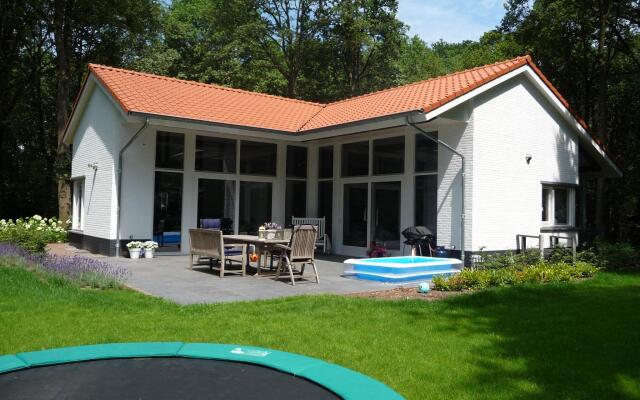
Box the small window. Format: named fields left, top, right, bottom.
left=542, top=185, right=573, bottom=226
left=542, top=188, right=551, bottom=222
left=286, top=146, right=307, bottom=178
left=554, top=188, right=568, bottom=224
left=240, top=141, right=277, bottom=176
left=195, top=136, right=236, bottom=173
left=318, top=146, right=333, bottom=179
left=72, top=179, right=85, bottom=230
left=415, top=132, right=438, bottom=173
left=156, top=131, right=185, bottom=169
left=341, top=141, right=369, bottom=177
left=373, top=136, right=404, bottom=175
left=318, top=181, right=333, bottom=237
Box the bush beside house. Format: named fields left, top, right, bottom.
left=0, top=215, right=68, bottom=252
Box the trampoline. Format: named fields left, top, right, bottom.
left=0, top=342, right=403, bottom=400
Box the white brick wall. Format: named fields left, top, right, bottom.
left=71, top=86, right=124, bottom=240
left=470, top=75, right=579, bottom=251
left=436, top=119, right=473, bottom=251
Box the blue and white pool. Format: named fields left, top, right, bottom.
left=343, top=256, right=462, bottom=283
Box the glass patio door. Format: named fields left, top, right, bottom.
left=343, top=183, right=368, bottom=247
left=371, top=181, right=401, bottom=250
left=153, top=171, right=183, bottom=251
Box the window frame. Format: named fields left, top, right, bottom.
left=71, top=178, right=85, bottom=231
left=541, top=183, right=575, bottom=227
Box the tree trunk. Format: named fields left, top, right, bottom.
left=593, top=0, right=612, bottom=238
left=53, top=0, right=72, bottom=223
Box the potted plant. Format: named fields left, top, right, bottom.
left=259, top=222, right=283, bottom=240
left=143, top=241, right=158, bottom=258
left=126, top=241, right=144, bottom=259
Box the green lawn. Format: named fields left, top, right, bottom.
left=1, top=264, right=640, bottom=400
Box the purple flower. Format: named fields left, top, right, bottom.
left=0, top=242, right=129, bottom=285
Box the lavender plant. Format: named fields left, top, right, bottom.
left=0, top=242, right=129, bottom=288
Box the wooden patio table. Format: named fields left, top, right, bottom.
left=223, top=235, right=289, bottom=276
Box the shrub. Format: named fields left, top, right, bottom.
left=0, top=215, right=68, bottom=252
left=0, top=243, right=129, bottom=289
left=433, top=261, right=599, bottom=291
left=585, top=240, right=640, bottom=270
left=474, top=249, right=542, bottom=270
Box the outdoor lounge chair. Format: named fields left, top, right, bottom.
left=273, top=225, right=319, bottom=285
left=188, top=229, right=246, bottom=277
left=291, top=216, right=330, bottom=254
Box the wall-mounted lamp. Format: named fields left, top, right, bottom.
left=88, top=162, right=98, bottom=171
left=525, top=154, right=532, bottom=164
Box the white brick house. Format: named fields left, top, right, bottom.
left=63, top=56, right=620, bottom=262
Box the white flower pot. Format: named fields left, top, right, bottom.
left=129, top=248, right=142, bottom=259
left=265, top=230, right=277, bottom=240
left=144, top=248, right=155, bottom=259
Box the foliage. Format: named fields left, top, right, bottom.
left=432, top=261, right=599, bottom=291
left=583, top=240, right=640, bottom=270
left=0, top=243, right=128, bottom=288
left=0, top=215, right=68, bottom=252
left=2, top=266, right=640, bottom=399
left=126, top=241, right=145, bottom=249
left=474, top=249, right=542, bottom=270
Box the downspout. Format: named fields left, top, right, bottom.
left=406, top=115, right=466, bottom=266
left=115, top=117, right=149, bottom=257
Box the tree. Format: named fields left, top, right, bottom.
left=328, top=0, right=406, bottom=98
left=41, top=0, right=162, bottom=221
left=501, top=0, right=640, bottom=239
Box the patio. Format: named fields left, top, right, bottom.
left=85, top=251, right=394, bottom=304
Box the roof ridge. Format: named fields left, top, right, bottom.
left=88, top=63, right=325, bottom=107
left=323, top=55, right=531, bottom=107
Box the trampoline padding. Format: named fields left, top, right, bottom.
left=0, top=355, right=27, bottom=373
left=1, top=342, right=404, bottom=400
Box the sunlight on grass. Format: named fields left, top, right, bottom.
left=1, top=262, right=640, bottom=400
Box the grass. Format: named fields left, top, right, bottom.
left=1, top=262, right=640, bottom=400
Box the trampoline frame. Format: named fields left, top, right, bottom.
left=0, top=342, right=403, bottom=400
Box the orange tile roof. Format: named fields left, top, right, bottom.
left=87, top=55, right=589, bottom=135
left=89, top=65, right=323, bottom=132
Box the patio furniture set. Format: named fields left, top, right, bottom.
left=188, top=221, right=322, bottom=286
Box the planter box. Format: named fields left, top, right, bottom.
left=258, top=229, right=284, bottom=240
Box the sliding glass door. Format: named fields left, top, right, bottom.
left=239, top=181, right=272, bottom=234
left=153, top=171, right=183, bottom=251
left=371, top=182, right=401, bottom=250
left=197, top=179, right=235, bottom=233
left=343, top=183, right=368, bottom=247
left=342, top=181, right=401, bottom=250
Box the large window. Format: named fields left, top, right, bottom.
left=239, top=181, right=272, bottom=234
left=285, top=180, right=307, bottom=224
left=72, top=179, right=85, bottom=230
left=341, top=141, right=369, bottom=177
left=195, top=136, right=236, bottom=173
left=318, top=181, right=333, bottom=239
left=415, top=132, right=438, bottom=173
left=542, top=185, right=574, bottom=226
left=197, top=179, right=235, bottom=232
left=240, top=141, right=277, bottom=175
left=373, top=136, right=404, bottom=175
left=156, top=131, right=184, bottom=170
left=286, top=146, right=307, bottom=178
left=285, top=145, right=308, bottom=224
left=415, top=175, right=437, bottom=235
left=318, top=146, right=333, bottom=179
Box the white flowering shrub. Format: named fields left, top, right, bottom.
left=0, top=215, right=69, bottom=252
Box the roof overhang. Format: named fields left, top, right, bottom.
left=64, top=65, right=620, bottom=178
